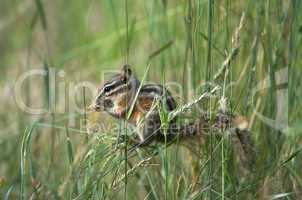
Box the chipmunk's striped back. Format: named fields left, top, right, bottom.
left=139, top=83, right=176, bottom=111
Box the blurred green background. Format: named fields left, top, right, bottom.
left=0, top=0, right=301, bottom=199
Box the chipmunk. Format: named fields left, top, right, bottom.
left=90, top=64, right=179, bottom=146
left=90, top=65, right=254, bottom=158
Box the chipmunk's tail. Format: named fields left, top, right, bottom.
left=231, top=116, right=256, bottom=167
left=178, top=114, right=256, bottom=167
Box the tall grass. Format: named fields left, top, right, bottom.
left=0, top=0, right=301, bottom=199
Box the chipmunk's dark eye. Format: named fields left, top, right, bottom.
left=122, top=77, right=127, bottom=84
left=104, top=86, right=110, bottom=93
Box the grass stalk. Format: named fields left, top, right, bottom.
left=206, top=0, right=213, bottom=197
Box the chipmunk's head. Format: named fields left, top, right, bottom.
left=91, top=64, right=140, bottom=117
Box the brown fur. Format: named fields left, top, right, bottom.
left=129, top=97, right=154, bottom=125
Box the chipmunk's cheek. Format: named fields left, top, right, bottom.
left=103, top=99, right=114, bottom=108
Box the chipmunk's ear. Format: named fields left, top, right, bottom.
left=121, top=64, right=132, bottom=81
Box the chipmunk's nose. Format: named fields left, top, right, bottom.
left=88, top=93, right=104, bottom=111
left=87, top=103, right=101, bottom=111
